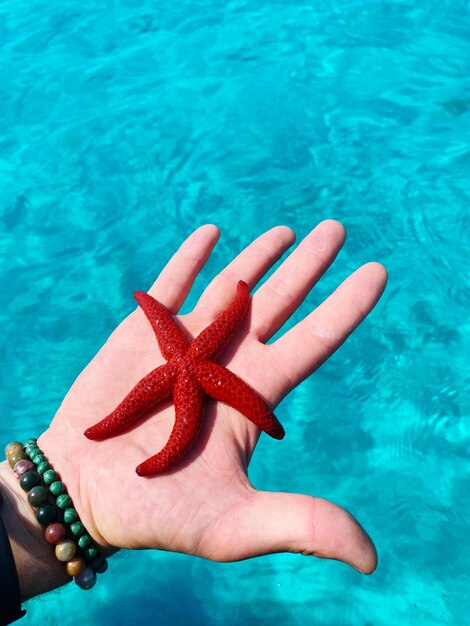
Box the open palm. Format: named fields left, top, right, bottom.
left=38, top=221, right=386, bottom=574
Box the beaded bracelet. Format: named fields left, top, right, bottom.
left=5, top=439, right=107, bottom=590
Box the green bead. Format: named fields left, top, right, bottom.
left=24, top=438, right=37, bottom=446
left=94, top=559, right=108, bottom=574
left=8, top=451, right=27, bottom=467
left=30, top=452, right=44, bottom=465
left=70, top=521, right=84, bottom=536
left=27, top=485, right=48, bottom=507
left=36, top=504, right=56, bottom=525
left=64, top=508, right=78, bottom=524
left=78, top=534, right=91, bottom=549
left=49, top=481, right=65, bottom=496
left=90, top=555, right=106, bottom=571
left=43, top=469, right=59, bottom=485
left=82, top=545, right=97, bottom=560
left=56, top=494, right=72, bottom=509
left=37, top=461, right=51, bottom=475
left=19, top=471, right=40, bottom=492
left=25, top=446, right=38, bottom=459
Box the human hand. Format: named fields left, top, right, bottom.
left=38, top=221, right=387, bottom=574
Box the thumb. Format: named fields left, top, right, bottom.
left=217, top=491, right=377, bottom=574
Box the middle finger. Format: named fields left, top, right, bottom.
left=250, top=220, right=346, bottom=342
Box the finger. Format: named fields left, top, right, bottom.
left=147, top=224, right=220, bottom=312
left=210, top=491, right=377, bottom=574
left=251, top=220, right=346, bottom=342
left=271, top=262, right=387, bottom=391
left=195, top=226, right=295, bottom=317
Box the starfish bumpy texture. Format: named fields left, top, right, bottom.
left=84, top=281, right=285, bottom=476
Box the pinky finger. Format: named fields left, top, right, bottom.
left=146, top=224, right=220, bottom=312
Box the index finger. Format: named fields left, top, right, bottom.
left=270, top=262, right=387, bottom=395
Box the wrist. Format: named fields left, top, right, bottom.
left=0, top=461, right=70, bottom=601
left=37, top=430, right=118, bottom=559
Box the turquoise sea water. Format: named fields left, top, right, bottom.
left=1, top=0, right=469, bottom=624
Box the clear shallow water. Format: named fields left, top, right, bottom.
left=1, top=0, right=469, bottom=624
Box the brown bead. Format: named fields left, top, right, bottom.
left=66, top=556, right=86, bottom=577
left=5, top=442, right=23, bottom=460
left=55, top=540, right=77, bottom=562
left=8, top=450, right=27, bottom=467
left=45, top=523, right=66, bottom=544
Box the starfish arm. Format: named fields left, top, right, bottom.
left=195, top=361, right=285, bottom=440
left=189, top=281, right=250, bottom=362
left=136, top=369, right=205, bottom=476
left=134, top=291, right=190, bottom=359
left=84, top=364, right=177, bottom=440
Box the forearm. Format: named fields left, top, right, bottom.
left=0, top=461, right=70, bottom=601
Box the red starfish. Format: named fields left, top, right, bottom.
left=84, top=281, right=285, bottom=476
